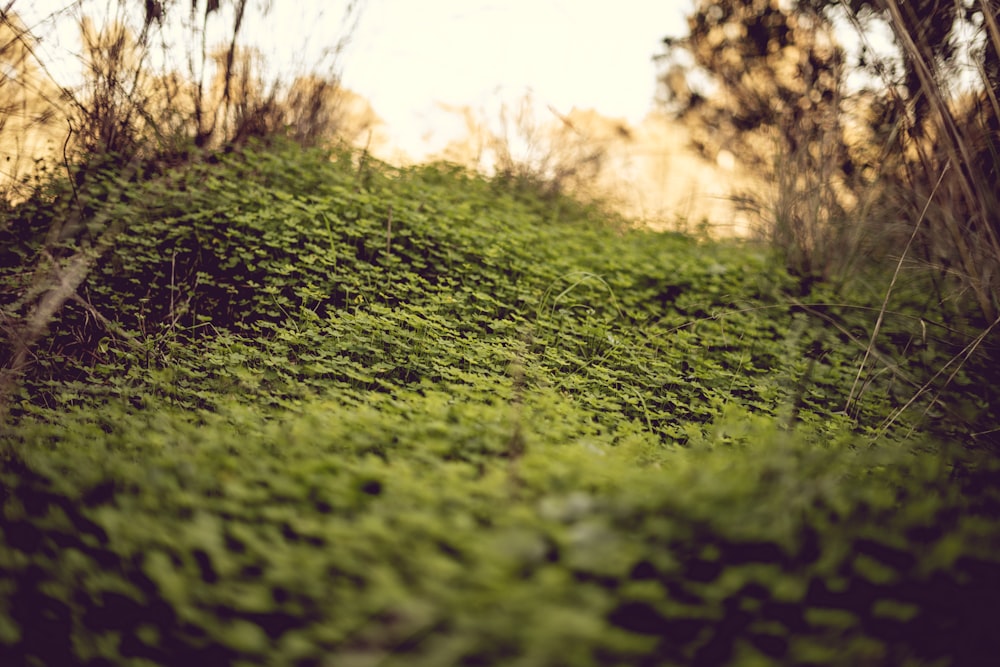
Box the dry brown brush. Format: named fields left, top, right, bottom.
left=657, top=0, right=1000, bottom=442
left=0, top=0, right=362, bottom=419
left=658, top=0, right=999, bottom=325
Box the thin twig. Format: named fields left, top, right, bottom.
left=385, top=205, right=392, bottom=257
left=873, top=313, right=1000, bottom=443
left=69, top=293, right=144, bottom=351
left=846, top=160, right=949, bottom=414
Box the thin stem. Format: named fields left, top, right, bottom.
left=846, top=160, right=949, bottom=414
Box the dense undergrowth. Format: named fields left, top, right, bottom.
left=2, top=140, right=999, bottom=666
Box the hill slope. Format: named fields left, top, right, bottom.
left=2, top=141, right=998, bottom=666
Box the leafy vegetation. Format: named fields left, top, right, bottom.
left=2, top=140, right=999, bottom=666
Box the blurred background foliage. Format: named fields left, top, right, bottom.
left=657, top=0, right=999, bottom=326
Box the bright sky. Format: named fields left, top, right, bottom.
left=340, top=1, right=689, bottom=127
left=17, top=0, right=691, bottom=159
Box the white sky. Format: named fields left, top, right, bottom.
left=15, top=0, right=691, bottom=158
left=340, top=1, right=689, bottom=120
left=239, top=0, right=693, bottom=157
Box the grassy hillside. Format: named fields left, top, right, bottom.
left=2, top=140, right=999, bottom=666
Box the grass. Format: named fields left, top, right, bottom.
left=1, top=139, right=999, bottom=666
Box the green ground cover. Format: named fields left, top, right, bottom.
left=2, top=141, right=998, bottom=666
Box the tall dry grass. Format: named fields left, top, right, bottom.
left=876, top=0, right=1000, bottom=324
left=656, top=0, right=1000, bottom=441
left=487, top=91, right=609, bottom=200
left=0, top=0, right=363, bottom=419
left=661, top=1, right=998, bottom=324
